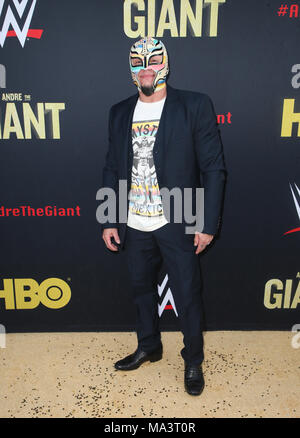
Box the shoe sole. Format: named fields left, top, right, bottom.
left=114, top=350, right=163, bottom=371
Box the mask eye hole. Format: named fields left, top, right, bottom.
left=148, top=54, right=163, bottom=65
left=131, top=57, right=143, bottom=67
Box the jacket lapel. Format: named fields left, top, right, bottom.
left=124, top=93, right=138, bottom=181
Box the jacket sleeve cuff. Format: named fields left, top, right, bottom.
left=101, top=222, right=119, bottom=232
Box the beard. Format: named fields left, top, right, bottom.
left=140, top=84, right=155, bottom=96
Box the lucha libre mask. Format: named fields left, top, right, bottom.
left=129, top=37, right=169, bottom=94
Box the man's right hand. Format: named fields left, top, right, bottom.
left=102, top=228, right=120, bottom=251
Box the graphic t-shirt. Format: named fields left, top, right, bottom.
left=127, top=97, right=169, bottom=232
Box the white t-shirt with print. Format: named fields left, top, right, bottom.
left=127, top=96, right=169, bottom=232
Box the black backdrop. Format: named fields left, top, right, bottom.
left=0, top=0, right=299, bottom=332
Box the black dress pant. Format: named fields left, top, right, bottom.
left=124, top=221, right=205, bottom=366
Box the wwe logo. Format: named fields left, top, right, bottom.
left=284, top=182, right=300, bottom=235
left=0, top=0, right=40, bottom=47
left=157, top=274, right=178, bottom=317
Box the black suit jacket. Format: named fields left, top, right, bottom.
left=100, top=83, right=227, bottom=250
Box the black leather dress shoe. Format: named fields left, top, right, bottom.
left=114, top=345, right=163, bottom=371
left=184, top=363, right=205, bottom=396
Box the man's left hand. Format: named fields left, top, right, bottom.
left=194, top=232, right=214, bottom=254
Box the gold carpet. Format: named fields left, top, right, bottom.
left=0, top=331, right=299, bottom=418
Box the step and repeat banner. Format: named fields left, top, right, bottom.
left=0, top=0, right=299, bottom=332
